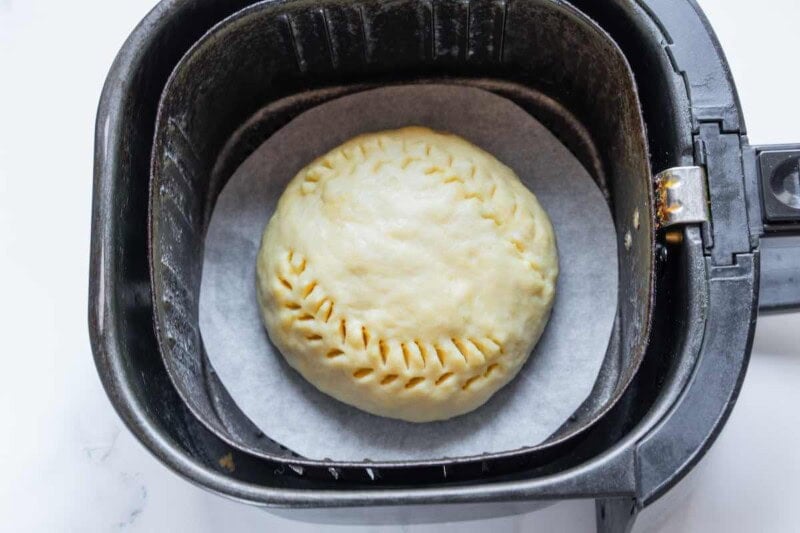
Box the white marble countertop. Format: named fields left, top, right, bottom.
left=0, top=0, right=798, bottom=531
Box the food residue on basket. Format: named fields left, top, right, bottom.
left=218, top=453, right=236, bottom=472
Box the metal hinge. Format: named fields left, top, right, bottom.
left=655, top=166, right=710, bottom=229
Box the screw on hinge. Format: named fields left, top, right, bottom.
left=654, top=166, right=711, bottom=229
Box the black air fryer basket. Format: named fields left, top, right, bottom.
left=89, top=1, right=800, bottom=531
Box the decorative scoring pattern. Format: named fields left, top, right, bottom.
left=274, top=249, right=505, bottom=391
left=299, top=134, right=550, bottom=287
left=265, top=131, right=555, bottom=395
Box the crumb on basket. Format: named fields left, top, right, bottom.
left=218, top=453, right=235, bottom=472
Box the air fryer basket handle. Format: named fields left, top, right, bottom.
left=753, top=145, right=800, bottom=313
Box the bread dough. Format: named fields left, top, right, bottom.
left=256, top=127, right=558, bottom=422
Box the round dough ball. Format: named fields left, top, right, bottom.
left=257, top=127, right=558, bottom=422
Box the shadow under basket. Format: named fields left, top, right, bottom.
left=149, top=0, right=654, bottom=481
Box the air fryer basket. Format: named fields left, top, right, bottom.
left=90, top=0, right=800, bottom=531
left=149, top=0, right=653, bottom=476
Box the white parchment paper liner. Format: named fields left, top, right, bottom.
left=199, top=85, right=618, bottom=461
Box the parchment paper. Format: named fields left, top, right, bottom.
left=199, top=85, right=618, bottom=461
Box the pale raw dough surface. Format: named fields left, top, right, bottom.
left=257, top=127, right=558, bottom=422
